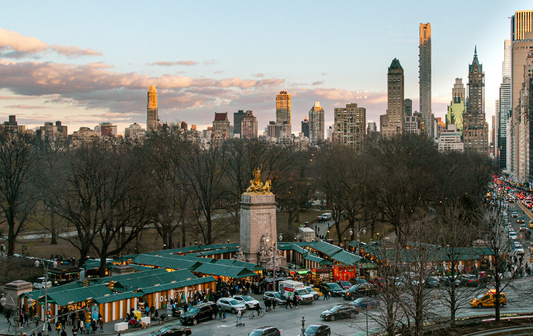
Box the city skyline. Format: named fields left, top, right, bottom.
left=0, top=1, right=529, bottom=134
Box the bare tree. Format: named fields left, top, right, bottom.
left=0, top=133, right=37, bottom=256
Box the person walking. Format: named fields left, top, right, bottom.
left=285, top=295, right=293, bottom=309
left=72, top=326, right=78, bottom=336
left=272, top=298, right=277, bottom=311
left=222, top=308, right=226, bottom=321
left=61, top=329, right=67, bottom=336
left=327, top=290, right=331, bottom=301
left=98, top=318, right=103, bottom=332
left=265, top=297, right=271, bottom=312
left=292, top=295, right=298, bottom=308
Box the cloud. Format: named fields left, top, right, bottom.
left=0, top=95, right=35, bottom=100
left=203, top=59, right=216, bottom=65
left=0, top=28, right=102, bottom=59
left=322, top=73, right=326, bottom=76
left=146, top=60, right=199, bottom=66
left=252, top=73, right=265, bottom=78
left=5, top=104, right=46, bottom=109
left=213, top=71, right=224, bottom=74
left=312, top=80, right=324, bottom=86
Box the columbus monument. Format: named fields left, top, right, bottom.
left=239, top=167, right=286, bottom=269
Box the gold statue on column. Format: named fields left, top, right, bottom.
left=245, top=165, right=273, bottom=194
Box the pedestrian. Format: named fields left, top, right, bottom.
left=218, top=308, right=223, bottom=320
left=237, top=309, right=242, bottom=326
left=85, top=320, right=91, bottom=334
left=265, top=297, right=271, bottom=312
left=222, top=308, right=226, bottom=321
left=327, top=290, right=331, bottom=301
left=79, top=320, right=84, bottom=334
left=72, top=326, right=78, bottom=336
left=285, top=295, right=293, bottom=309
left=91, top=319, right=97, bottom=334
left=61, top=329, right=67, bottom=336
left=98, top=318, right=103, bottom=333
left=154, top=309, right=159, bottom=321
left=56, top=322, right=62, bottom=333
left=293, top=295, right=299, bottom=308
left=183, top=303, right=189, bottom=313
left=272, top=298, right=277, bottom=311
left=149, top=306, right=155, bottom=317
left=38, top=331, right=42, bottom=336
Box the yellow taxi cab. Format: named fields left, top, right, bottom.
left=530, top=242, right=533, bottom=253
left=470, top=289, right=506, bottom=308
left=529, top=220, right=533, bottom=229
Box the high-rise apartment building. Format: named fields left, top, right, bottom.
left=212, top=112, right=230, bottom=142
left=334, top=103, right=366, bottom=151
left=419, top=23, right=432, bottom=138
left=233, top=110, right=245, bottom=137
left=241, top=110, right=258, bottom=139
left=380, top=59, right=404, bottom=138
left=499, top=40, right=512, bottom=171
left=367, top=121, right=377, bottom=134
left=308, top=102, right=324, bottom=144
left=404, top=115, right=421, bottom=135
left=125, top=123, right=146, bottom=139
left=147, top=86, right=159, bottom=132
left=446, top=79, right=465, bottom=135
left=276, top=90, right=291, bottom=126
left=301, top=116, right=309, bottom=138
left=438, top=124, right=464, bottom=153
left=95, top=122, right=117, bottom=137
left=404, top=99, right=412, bottom=116
left=509, top=11, right=533, bottom=182
left=463, top=48, right=489, bottom=156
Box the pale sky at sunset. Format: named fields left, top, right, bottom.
left=0, top=1, right=530, bottom=134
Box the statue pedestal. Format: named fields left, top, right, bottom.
left=240, top=194, right=277, bottom=265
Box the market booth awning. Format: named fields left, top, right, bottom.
left=215, top=259, right=264, bottom=272
left=40, top=284, right=113, bottom=306
left=93, top=291, right=141, bottom=305
left=194, top=263, right=257, bottom=278
left=139, top=276, right=216, bottom=295
left=132, top=254, right=202, bottom=271
left=113, top=269, right=197, bottom=292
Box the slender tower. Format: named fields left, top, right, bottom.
left=419, top=23, right=432, bottom=138
left=380, top=58, right=404, bottom=138
left=147, top=85, right=158, bottom=131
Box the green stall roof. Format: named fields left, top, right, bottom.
left=133, top=254, right=201, bottom=271
left=308, top=240, right=343, bottom=256
left=194, top=263, right=257, bottom=279
left=139, top=276, right=216, bottom=295
left=304, top=253, right=332, bottom=265
left=113, top=269, right=196, bottom=291
left=93, top=291, right=141, bottom=304
left=215, top=259, right=264, bottom=272
left=40, top=284, right=112, bottom=306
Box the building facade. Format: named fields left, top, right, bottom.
left=381, top=58, right=404, bottom=138
left=241, top=110, right=258, bottom=139
left=212, top=112, right=230, bottom=142
left=463, top=48, right=489, bottom=156
left=419, top=23, right=432, bottom=138
left=95, top=122, right=117, bottom=137
left=334, top=103, right=366, bottom=151
left=308, top=102, right=325, bottom=144
left=233, top=110, right=245, bottom=137
left=438, top=124, right=464, bottom=153
left=404, top=98, right=412, bottom=116
left=499, top=40, right=512, bottom=171
left=147, top=86, right=159, bottom=132
left=367, top=121, right=377, bottom=134
left=404, top=115, right=421, bottom=135
left=125, top=123, right=146, bottom=139
left=301, top=116, right=309, bottom=138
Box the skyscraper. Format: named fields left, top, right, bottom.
left=241, top=110, right=258, bottom=139
left=233, top=110, right=245, bottom=137
left=147, top=85, right=158, bottom=132
left=276, top=90, right=291, bottom=126
left=404, top=99, right=412, bottom=116
left=334, top=103, right=366, bottom=151
left=381, top=58, right=404, bottom=138
left=512, top=10, right=533, bottom=41
left=499, top=40, right=511, bottom=171
left=463, top=48, right=489, bottom=156
left=446, top=79, right=465, bottom=135
left=301, top=116, right=309, bottom=138
left=212, top=112, right=230, bottom=142
left=419, top=23, right=432, bottom=138
left=308, top=102, right=325, bottom=144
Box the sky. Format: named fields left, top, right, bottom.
left=0, top=0, right=530, bottom=135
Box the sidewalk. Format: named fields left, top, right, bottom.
left=0, top=308, right=181, bottom=336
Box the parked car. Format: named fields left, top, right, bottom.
left=216, top=298, right=246, bottom=314
left=338, top=280, right=352, bottom=290
left=180, top=302, right=218, bottom=325
left=349, top=278, right=368, bottom=286
left=303, top=286, right=321, bottom=300
left=233, top=295, right=260, bottom=310
left=349, top=297, right=381, bottom=310
left=512, top=212, right=518, bottom=218
left=529, top=220, right=533, bottom=229
left=263, top=291, right=286, bottom=305
left=440, top=275, right=461, bottom=287
left=424, top=276, right=440, bottom=288
left=513, top=241, right=525, bottom=254
left=320, top=305, right=359, bottom=321
left=368, top=277, right=385, bottom=289
left=248, top=326, right=281, bottom=336
left=33, top=277, right=52, bottom=289
left=303, top=325, right=331, bottom=336
left=149, top=325, right=191, bottom=336
left=323, top=282, right=344, bottom=296
left=459, top=274, right=479, bottom=287
left=317, top=213, right=332, bottom=222
left=342, top=284, right=378, bottom=300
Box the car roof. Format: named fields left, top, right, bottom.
left=255, top=326, right=277, bottom=330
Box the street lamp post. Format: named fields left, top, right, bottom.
left=35, top=258, right=57, bottom=336
left=350, top=227, right=366, bottom=279
left=1, top=292, right=20, bottom=336
left=301, top=315, right=306, bottom=336
left=266, top=233, right=283, bottom=292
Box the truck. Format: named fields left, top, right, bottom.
left=278, top=280, right=314, bottom=304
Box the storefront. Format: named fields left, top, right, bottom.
left=309, top=268, right=333, bottom=284
left=333, top=265, right=356, bottom=281
left=139, top=277, right=216, bottom=309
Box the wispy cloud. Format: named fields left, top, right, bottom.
left=5, top=104, right=46, bottom=109
left=312, top=80, right=324, bottom=86
left=252, top=73, right=265, bottom=78
left=146, top=60, right=199, bottom=66
left=203, top=59, right=216, bottom=65
left=0, top=28, right=102, bottom=59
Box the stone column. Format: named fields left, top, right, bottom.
left=4, top=280, right=33, bottom=310
left=240, top=194, right=277, bottom=265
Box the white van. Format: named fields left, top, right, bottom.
left=278, top=280, right=314, bottom=304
